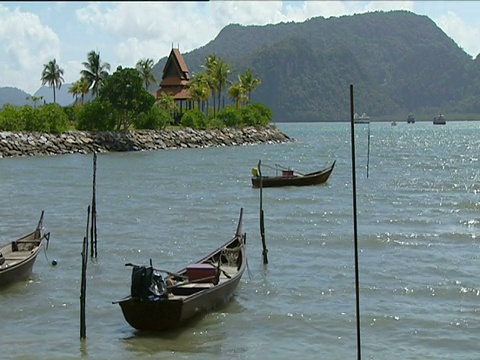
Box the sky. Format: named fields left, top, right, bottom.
left=1, top=1, right=480, bottom=95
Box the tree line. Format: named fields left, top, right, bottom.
left=0, top=51, right=272, bottom=133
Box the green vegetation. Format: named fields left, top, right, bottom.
left=0, top=50, right=271, bottom=133
left=152, top=10, right=480, bottom=121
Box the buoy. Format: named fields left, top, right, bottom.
left=51, top=259, right=58, bottom=266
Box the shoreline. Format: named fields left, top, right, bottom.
left=0, top=126, right=292, bottom=158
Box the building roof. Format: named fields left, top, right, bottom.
left=156, top=48, right=191, bottom=100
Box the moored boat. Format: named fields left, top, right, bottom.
left=407, top=113, right=415, bottom=123
left=0, top=211, right=49, bottom=289
left=433, top=113, right=446, bottom=125
left=251, top=161, right=335, bottom=188
left=115, top=208, right=246, bottom=332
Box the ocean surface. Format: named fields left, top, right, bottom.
left=0, top=121, right=479, bottom=360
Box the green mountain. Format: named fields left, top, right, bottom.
left=153, top=10, right=479, bottom=121
left=0, top=87, right=31, bottom=107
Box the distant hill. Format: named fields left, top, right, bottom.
left=2, top=10, right=480, bottom=120
left=0, top=87, right=32, bottom=107
left=33, top=84, right=76, bottom=107
left=152, top=10, right=479, bottom=121
left=0, top=84, right=76, bottom=108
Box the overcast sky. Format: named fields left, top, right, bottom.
left=1, top=1, right=479, bottom=95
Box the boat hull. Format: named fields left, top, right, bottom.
left=252, top=161, right=335, bottom=188
left=118, top=274, right=243, bottom=331
left=0, top=211, right=45, bottom=289
left=116, top=209, right=246, bottom=332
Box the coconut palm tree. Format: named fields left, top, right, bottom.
left=239, top=68, right=261, bottom=103
left=228, top=82, right=246, bottom=108
left=212, top=58, right=233, bottom=113
left=78, top=77, right=90, bottom=104
left=136, top=58, right=157, bottom=91
left=68, top=81, right=81, bottom=104
left=202, top=54, right=218, bottom=116
left=80, top=50, right=111, bottom=98
left=41, top=59, right=64, bottom=103
left=187, top=72, right=211, bottom=113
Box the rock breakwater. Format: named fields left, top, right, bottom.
left=0, top=126, right=291, bottom=158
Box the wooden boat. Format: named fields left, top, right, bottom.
left=115, top=208, right=246, bottom=332
left=251, top=161, right=336, bottom=188
left=0, top=211, right=48, bottom=289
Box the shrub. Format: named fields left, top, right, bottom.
left=134, top=107, right=173, bottom=130
left=0, top=104, right=25, bottom=131
left=217, top=105, right=242, bottom=127
left=76, top=99, right=116, bottom=131
left=180, top=109, right=208, bottom=129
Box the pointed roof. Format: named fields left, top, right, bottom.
left=156, top=48, right=190, bottom=100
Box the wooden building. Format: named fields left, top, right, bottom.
left=155, top=48, right=191, bottom=123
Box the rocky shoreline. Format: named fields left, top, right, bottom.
left=0, top=126, right=292, bottom=158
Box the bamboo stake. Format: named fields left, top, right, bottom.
left=90, top=152, right=98, bottom=258
left=80, top=205, right=90, bottom=339
left=366, top=123, right=371, bottom=178
left=350, top=84, right=362, bottom=360
left=258, top=160, right=268, bottom=264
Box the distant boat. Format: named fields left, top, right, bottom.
left=407, top=113, right=415, bottom=124
left=354, top=112, right=370, bottom=124
left=433, top=113, right=446, bottom=125
left=391, top=121, right=397, bottom=126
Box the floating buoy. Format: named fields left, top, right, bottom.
left=51, top=259, right=58, bottom=266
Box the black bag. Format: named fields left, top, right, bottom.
left=130, top=265, right=168, bottom=301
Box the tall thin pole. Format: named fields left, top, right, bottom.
left=366, top=123, right=370, bottom=178
left=350, top=84, right=361, bottom=360
left=90, top=152, right=98, bottom=258
left=80, top=205, right=90, bottom=339
left=258, top=160, right=268, bottom=264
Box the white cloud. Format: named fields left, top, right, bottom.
left=2, top=1, right=480, bottom=94
left=436, top=11, right=480, bottom=57
left=0, top=5, right=60, bottom=94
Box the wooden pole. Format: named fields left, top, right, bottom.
left=366, top=123, right=371, bottom=178
left=90, top=152, right=98, bottom=258
left=80, top=205, right=90, bottom=339
left=350, top=84, right=362, bottom=360
left=258, top=160, right=268, bottom=264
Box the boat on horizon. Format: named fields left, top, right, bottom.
left=354, top=112, right=370, bottom=124
left=433, top=113, right=446, bottom=125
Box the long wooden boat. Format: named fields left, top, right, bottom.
left=0, top=211, right=48, bottom=289
left=251, top=161, right=336, bottom=188
left=115, top=208, right=246, bottom=332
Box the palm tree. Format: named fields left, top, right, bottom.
left=26, top=95, right=44, bottom=108
left=68, top=81, right=81, bottom=104
left=228, top=82, right=245, bottom=108
left=80, top=50, right=111, bottom=98
left=187, top=72, right=211, bottom=113
left=41, top=59, right=64, bottom=103
left=239, top=68, right=261, bottom=103
left=202, top=54, right=218, bottom=116
left=212, top=58, right=233, bottom=113
left=136, top=58, right=157, bottom=91
left=78, top=77, right=90, bottom=104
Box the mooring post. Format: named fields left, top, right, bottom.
left=90, top=152, right=98, bottom=258
left=350, top=84, right=362, bottom=360
left=258, top=160, right=268, bottom=264
left=80, top=205, right=90, bottom=339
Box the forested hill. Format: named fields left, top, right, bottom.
left=153, top=10, right=480, bottom=121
